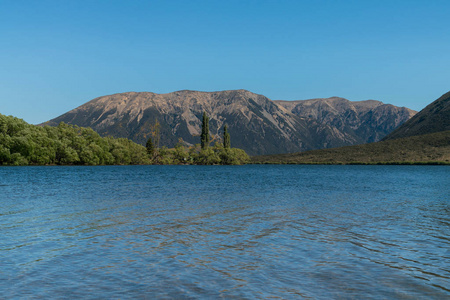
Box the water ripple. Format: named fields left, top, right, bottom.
left=1, top=165, right=449, bottom=299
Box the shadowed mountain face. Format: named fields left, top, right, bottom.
left=276, top=97, right=416, bottom=146
left=383, top=91, right=450, bottom=141
left=43, top=90, right=416, bottom=155
left=253, top=92, right=450, bottom=164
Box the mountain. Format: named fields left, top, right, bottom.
left=276, top=97, right=415, bottom=146
left=43, top=90, right=416, bottom=155
left=383, top=91, right=450, bottom=140
left=252, top=91, right=450, bottom=164
left=44, top=90, right=313, bottom=155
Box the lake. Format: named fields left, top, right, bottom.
left=1, top=165, right=449, bottom=299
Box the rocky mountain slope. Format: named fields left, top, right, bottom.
left=44, top=90, right=416, bottom=155
left=383, top=91, right=450, bottom=140
left=253, top=92, right=450, bottom=164
left=276, top=97, right=415, bottom=146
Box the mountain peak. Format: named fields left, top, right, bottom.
left=384, top=91, right=450, bottom=140
left=43, top=90, right=416, bottom=155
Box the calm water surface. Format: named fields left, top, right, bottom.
left=1, top=165, right=449, bottom=299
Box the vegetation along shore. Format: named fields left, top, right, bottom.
left=251, top=131, right=450, bottom=165
left=252, top=91, right=450, bottom=165
left=0, top=112, right=249, bottom=166
left=1, top=90, right=448, bottom=166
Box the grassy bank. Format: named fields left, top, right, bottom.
left=251, top=131, right=450, bottom=165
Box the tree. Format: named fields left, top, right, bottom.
left=150, top=120, right=161, bottom=149
left=223, top=125, right=231, bottom=149
left=173, top=139, right=190, bottom=164
left=201, top=112, right=210, bottom=149
left=146, top=136, right=155, bottom=157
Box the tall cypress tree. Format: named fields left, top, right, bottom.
left=146, top=137, right=155, bottom=157
left=223, top=125, right=230, bottom=149
left=151, top=121, right=160, bottom=149
left=201, top=112, right=210, bottom=149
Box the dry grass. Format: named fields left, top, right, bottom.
left=252, top=131, right=450, bottom=165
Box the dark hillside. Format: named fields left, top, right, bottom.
left=384, top=91, right=450, bottom=140
left=252, top=131, right=450, bottom=165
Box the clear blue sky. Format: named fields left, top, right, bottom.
left=1, top=0, right=449, bottom=124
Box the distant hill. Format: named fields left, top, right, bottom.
left=253, top=91, right=450, bottom=164
left=383, top=91, right=450, bottom=140
left=43, top=90, right=415, bottom=155
left=276, top=97, right=415, bottom=145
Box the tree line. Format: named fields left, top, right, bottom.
left=145, top=112, right=249, bottom=165
left=0, top=112, right=249, bottom=165
left=0, top=113, right=150, bottom=165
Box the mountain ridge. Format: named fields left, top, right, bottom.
left=43, top=90, right=416, bottom=155
left=275, top=97, right=415, bottom=145
left=383, top=91, right=450, bottom=140
left=252, top=91, right=450, bottom=164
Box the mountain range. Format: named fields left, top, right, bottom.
left=252, top=91, right=450, bottom=164
left=44, top=90, right=416, bottom=155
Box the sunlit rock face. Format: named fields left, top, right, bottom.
left=44, top=90, right=416, bottom=155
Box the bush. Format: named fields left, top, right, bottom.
left=0, top=113, right=250, bottom=166
left=150, top=143, right=250, bottom=165
left=0, top=114, right=150, bottom=166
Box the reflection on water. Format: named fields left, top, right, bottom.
left=1, top=165, right=449, bottom=298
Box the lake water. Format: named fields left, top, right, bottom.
left=1, top=165, right=449, bottom=299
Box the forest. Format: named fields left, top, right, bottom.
left=0, top=113, right=250, bottom=166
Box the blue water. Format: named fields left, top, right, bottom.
left=1, top=165, right=449, bottom=299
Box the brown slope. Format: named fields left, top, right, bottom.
left=44, top=90, right=315, bottom=155
left=43, top=90, right=416, bottom=155
left=383, top=91, right=450, bottom=140
left=252, top=131, right=450, bottom=165
left=275, top=97, right=416, bottom=146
